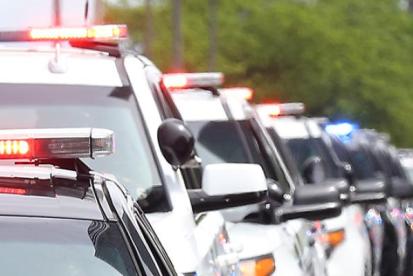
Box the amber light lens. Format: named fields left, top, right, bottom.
left=240, top=255, right=276, bottom=276
left=327, top=229, right=345, bottom=247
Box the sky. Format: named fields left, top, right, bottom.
left=0, top=0, right=101, bottom=29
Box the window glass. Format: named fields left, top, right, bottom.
left=187, top=120, right=251, bottom=165
left=0, top=217, right=138, bottom=276
left=347, top=147, right=377, bottom=180
left=187, top=120, right=288, bottom=191
left=0, top=84, right=164, bottom=209
left=286, top=138, right=337, bottom=179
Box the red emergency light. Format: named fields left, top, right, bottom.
left=0, top=128, right=113, bottom=160
left=0, top=187, right=27, bottom=195
left=257, top=102, right=305, bottom=118
left=162, top=73, right=224, bottom=90
left=0, top=25, right=128, bottom=42
left=220, top=87, right=255, bottom=101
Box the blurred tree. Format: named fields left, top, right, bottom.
left=105, top=0, right=413, bottom=146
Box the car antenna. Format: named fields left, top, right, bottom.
left=84, top=0, right=89, bottom=24
left=49, top=0, right=68, bottom=73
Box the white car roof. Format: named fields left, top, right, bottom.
left=171, top=89, right=253, bottom=122
left=0, top=48, right=122, bottom=87
left=256, top=114, right=323, bottom=139
left=171, top=90, right=228, bottom=121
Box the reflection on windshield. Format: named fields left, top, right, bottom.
left=0, top=217, right=137, bottom=276
left=286, top=138, right=337, bottom=179
left=0, top=84, right=161, bottom=203
left=347, top=148, right=378, bottom=180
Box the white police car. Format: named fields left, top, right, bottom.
left=160, top=74, right=344, bottom=276
left=0, top=24, right=273, bottom=275
left=256, top=103, right=376, bottom=276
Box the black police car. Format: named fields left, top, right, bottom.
left=0, top=128, right=176, bottom=276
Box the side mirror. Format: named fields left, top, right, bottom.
left=350, top=179, right=387, bottom=204
left=189, top=163, right=268, bottom=213
left=157, top=118, right=194, bottom=167
left=276, top=185, right=342, bottom=222
left=302, top=156, right=325, bottom=184
left=389, top=177, right=413, bottom=199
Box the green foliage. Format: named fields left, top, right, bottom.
left=105, top=0, right=413, bottom=146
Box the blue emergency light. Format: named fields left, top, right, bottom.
left=325, top=121, right=358, bottom=142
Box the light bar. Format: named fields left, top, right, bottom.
left=0, top=128, right=113, bottom=160
left=0, top=25, right=128, bottom=42
left=162, top=72, right=224, bottom=90
left=325, top=122, right=358, bottom=137
left=257, top=102, right=305, bottom=117
left=220, top=87, right=254, bottom=101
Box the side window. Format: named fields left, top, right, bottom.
left=118, top=207, right=163, bottom=276
left=132, top=204, right=177, bottom=276
left=267, top=127, right=303, bottom=188
left=239, top=120, right=276, bottom=179
left=243, top=120, right=292, bottom=194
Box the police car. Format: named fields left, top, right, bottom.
left=159, top=74, right=344, bottom=276
left=0, top=128, right=177, bottom=275
left=255, top=103, right=374, bottom=276
left=0, top=24, right=273, bottom=275
left=345, top=129, right=413, bottom=276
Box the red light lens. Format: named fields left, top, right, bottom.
left=162, top=75, right=188, bottom=89
left=29, top=25, right=128, bottom=41
left=0, top=187, right=26, bottom=195
left=0, top=140, right=29, bottom=156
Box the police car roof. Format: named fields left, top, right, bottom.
left=0, top=165, right=104, bottom=220
left=0, top=48, right=122, bottom=87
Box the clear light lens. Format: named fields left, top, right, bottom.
left=220, top=87, right=254, bottom=101
left=162, top=74, right=188, bottom=89
left=162, top=72, right=224, bottom=89
left=29, top=25, right=128, bottom=40
left=258, top=102, right=305, bottom=117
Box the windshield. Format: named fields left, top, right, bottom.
left=266, top=128, right=304, bottom=186
left=0, top=83, right=162, bottom=204
left=0, top=217, right=137, bottom=276
left=286, top=138, right=338, bottom=179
